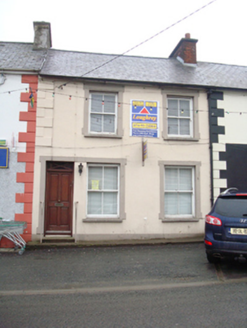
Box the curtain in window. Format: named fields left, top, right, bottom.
left=90, top=94, right=116, bottom=133
left=88, top=166, right=118, bottom=215
left=167, top=98, right=191, bottom=136
left=165, top=167, right=193, bottom=215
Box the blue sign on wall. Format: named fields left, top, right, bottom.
left=131, top=100, right=159, bottom=138
left=0, top=148, right=9, bottom=168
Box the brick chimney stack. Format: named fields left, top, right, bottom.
left=33, top=22, right=52, bottom=50
left=169, top=33, right=198, bottom=64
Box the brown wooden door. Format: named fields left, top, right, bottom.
left=44, top=162, right=74, bottom=235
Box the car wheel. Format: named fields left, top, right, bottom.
left=207, top=254, right=220, bottom=264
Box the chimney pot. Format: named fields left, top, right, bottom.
left=185, top=33, right=190, bottom=39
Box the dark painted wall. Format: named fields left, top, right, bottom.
left=220, top=144, right=247, bottom=191
left=208, top=90, right=225, bottom=205
left=208, top=91, right=224, bottom=143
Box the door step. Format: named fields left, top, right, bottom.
left=42, top=237, right=75, bottom=243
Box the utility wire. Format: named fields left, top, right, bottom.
left=57, top=0, right=217, bottom=88
left=3, top=87, right=247, bottom=115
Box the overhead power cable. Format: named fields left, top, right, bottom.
left=57, top=0, right=217, bottom=88
left=0, top=1, right=218, bottom=93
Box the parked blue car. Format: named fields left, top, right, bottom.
left=205, top=188, right=247, bottom=263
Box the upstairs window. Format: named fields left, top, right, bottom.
left=89, top=93, right=117, bottom=134
left=167, top=98, right=193, bottom=137
left=83, top=84, right=124, bottom=138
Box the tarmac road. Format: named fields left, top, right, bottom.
left=0, top=243, right=247, bottom=327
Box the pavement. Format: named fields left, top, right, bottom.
left=0, top=235, right=204, bottom=252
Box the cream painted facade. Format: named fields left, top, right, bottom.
left=32, top=77, right=211, bottom=241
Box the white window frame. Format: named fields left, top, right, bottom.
left=162, top=89, right=200, bottom=141
left=89, top=92, right=118, bottom=135
left=167, top=97, right=193, bottom=138
left=164, top=166, right=195, bottom=219
left=82, top=84, right=124, bottom=139
left=159, top=161, right=201, bottom=222
left=87, top=164, right=120, bottom=219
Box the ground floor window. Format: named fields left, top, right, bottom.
left=158, top=161, right=201, bottom=222
left=87, top=164, right=119, bottom=217
left=164, top=166, right=194, bottom=217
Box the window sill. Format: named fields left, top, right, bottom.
left=163, top=137, right=199, bottom=142
left=84, top=133, right=123, bottom=139
left=83, top=218, right=123, bottom=223
left=161, top=217, right=200, bottom=223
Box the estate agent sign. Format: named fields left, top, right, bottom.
left=131, top=100, right=159, bottom=138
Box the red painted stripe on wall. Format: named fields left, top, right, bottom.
left=16, top=172, right=34, bottom=183
left=27, top=122, right=36, bottom=133
left=24, top=183, right=33, bottom=193
left=25, top=163, right=34, bottom=173
left=20, top=93, right=37, bottom=103
left=19, top=132, right=35, bottom=143
left=16, top=193, right=33, bottom=203
left=19, top=111, right=36, bottom=122
left=18, top=152, right=35, bottom=163
left=15, top=77, right=38, bottom=238
left=15, top=214, right=32, bottom=222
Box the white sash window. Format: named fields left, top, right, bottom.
left=89, top=93, right=117, bottom=134
left=167, top=98, right=193, bottom=137
left=164, top=166, right=194, bottom=217
left=87, top=164, right=119, bottom=217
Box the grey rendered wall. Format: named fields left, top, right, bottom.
left=0, top=151, right=25, bottom=221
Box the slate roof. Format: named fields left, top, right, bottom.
left=1, top=42, right=247, bottom=90
left=0, top=42, right=46, bottom=71
left=39, top=49, right=247, bottom=90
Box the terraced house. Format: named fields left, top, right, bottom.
left=1, top=22, right=247, bottom=246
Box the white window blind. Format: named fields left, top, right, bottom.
left=167, top=98, right=192, bottom=137
left=164, top=167, right=194, bottom=216
left=90, top=93, right=116, bottom=133
left=87, top=165, right=119, bottom=216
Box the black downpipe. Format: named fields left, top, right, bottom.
left=207, top=90, right=214, bottom=208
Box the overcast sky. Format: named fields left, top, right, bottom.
left=1, top=0, right=247, bottom=66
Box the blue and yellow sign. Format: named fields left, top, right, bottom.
left=131, top=100, right=159, bottom=138
left=0, top=148, right=9, bottom=168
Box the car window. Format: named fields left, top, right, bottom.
left=215, top=197, right=247, bottom=217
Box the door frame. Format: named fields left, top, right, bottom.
left=44, top=161, right=74, bottom=236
